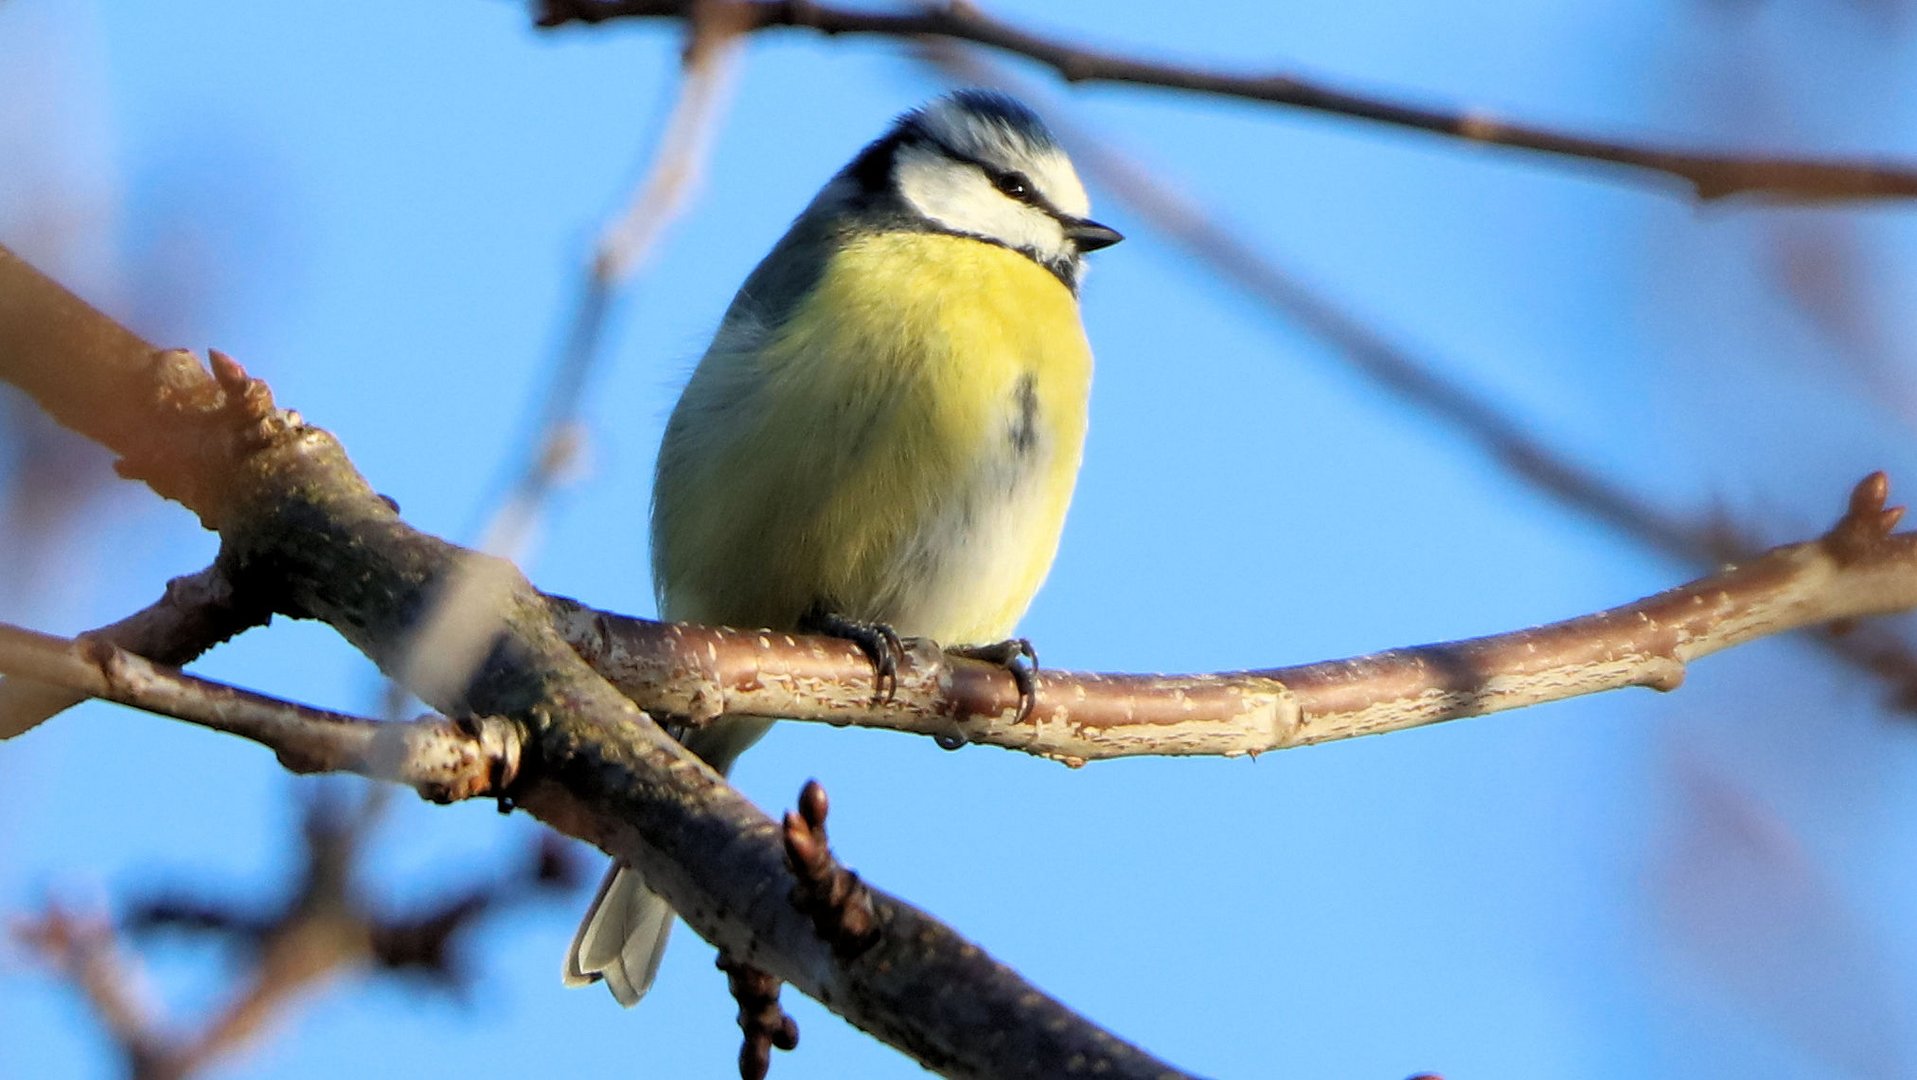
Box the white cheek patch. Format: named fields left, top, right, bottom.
left=893, top=143, right=1070, bottom=264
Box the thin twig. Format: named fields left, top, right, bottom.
left=0, top=563, right=267, bottom=739
left=534, top=0, right=1917, bottom=202
left=0, top=624, right=516, bottom=801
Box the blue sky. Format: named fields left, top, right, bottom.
left=7, top=2, right=1917, bottom=1077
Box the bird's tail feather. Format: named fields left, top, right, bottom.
left=564, top=863, right=675, bottom=1006
left=562, top=717, right=773, bottom=1007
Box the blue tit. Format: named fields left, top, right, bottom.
left=563, top=89, right=1121, bottom=1006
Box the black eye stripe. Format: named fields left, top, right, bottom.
left=907, top=132, right=1066, bottom=219
left=990, top=168, right=1038, bottom=204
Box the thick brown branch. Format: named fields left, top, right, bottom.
left=535, top=0, right=1917, bottom=201
left=0, top=242, right=1186, bottom=1080
left=1, top=616, right=1179, bottom=1077
left=0, top=563, right=268, bottom=739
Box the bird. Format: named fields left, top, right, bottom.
left=562, top=89, right=1121, bottom=1007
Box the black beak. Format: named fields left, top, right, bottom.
left=1064, top=217, right=1124, bottom=253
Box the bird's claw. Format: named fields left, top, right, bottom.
left=947, top=637, right=1039, bottom=722
left=802, top=609, right=905, bottom=704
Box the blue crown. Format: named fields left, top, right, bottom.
left=902, top=90, right=1061, bottom=157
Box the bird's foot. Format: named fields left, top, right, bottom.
left=801, top=609, right=905, bottom=704
left=947, top=638, right=1039, bottom=722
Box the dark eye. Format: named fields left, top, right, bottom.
left=992, top=170, right=1036, bottom=203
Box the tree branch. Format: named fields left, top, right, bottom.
left=0, top=563, right=268, bottom=739
left=543, top=473, right=1917, bottom=763
left=0, top=623, right=514, bottom=800
left=534, top=0, right=1917, bottom=202
left=18, top=464, right=1905, bottom=770
left=0, top=241, right=1186, bottom=1080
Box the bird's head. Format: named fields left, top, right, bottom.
left=833, top=90, right=1122, bottom=289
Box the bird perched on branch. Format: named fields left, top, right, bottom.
left=563, top=89, right=1121, bottom=1006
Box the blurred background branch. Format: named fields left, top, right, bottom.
left=15, top=790, right=583, bottom=1080
left=481, top=1, right=744, bottom=559
left=537, top=0, right=1917, bottom=200
left=399, top=3, right=743, bottom=712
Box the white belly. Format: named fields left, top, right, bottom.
left=873, top=450, right=1069, bottom=643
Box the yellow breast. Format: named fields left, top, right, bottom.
left=652, top=230, right=1093, bottom=643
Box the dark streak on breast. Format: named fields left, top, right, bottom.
left=1008, top=372, right=1038, bottom=457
